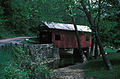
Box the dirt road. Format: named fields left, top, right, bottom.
left=0, top=37, right=35, bottom=46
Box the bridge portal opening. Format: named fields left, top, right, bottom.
left=39, top=31, right=52, bottom=44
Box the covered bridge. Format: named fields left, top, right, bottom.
left=39, top=22, right=92, bottom=49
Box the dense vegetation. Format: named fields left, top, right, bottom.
left=0, top=0, right=119, bottom=46
left=0, top=46, right=52, bottom=79
left=84, top=53, right=120, bottom=79
left=0, top=0, right=89, bottom=38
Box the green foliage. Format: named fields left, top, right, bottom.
left=0, top=0, right=89, bottom=38
left=104, top=47, right=117, bottom=53
left=3, top=63, right=29, bottom=79
left=99, top=20, right=118, bottom=46
left=100, top=1, right=120, bottom=47
left=84, top=53, right=120, bottom=79
left=82, top=0, right=120, bottom=47
left=0, top=46, right=52, bottom=79
left=9, top=0, right=41, bottom=35
left=0, top=0, right=61, bottom=37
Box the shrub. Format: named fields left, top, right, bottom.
left=0, top=46, right=52, bottom=79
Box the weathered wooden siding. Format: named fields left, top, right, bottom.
left=52, top=30, right=91, bottom=48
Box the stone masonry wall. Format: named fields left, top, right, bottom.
left=0, top=43, right=60, bottom=62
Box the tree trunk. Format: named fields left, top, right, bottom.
left=94, top=40, right=98, bottom=59
left=89, top=34, right=95, bottom=59
left=80, top=1, right=112, bottom=70
left=70, top=10, right=84, bottom=62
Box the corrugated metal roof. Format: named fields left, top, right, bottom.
left=43, top=22, right=92, bottom=32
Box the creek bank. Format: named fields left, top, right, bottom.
left=52, top=62, right=96, bottom=79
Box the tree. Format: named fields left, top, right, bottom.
left=99, top=0, right=120, bottom=47
left=0, top=0, right=67, bottom=36
left=63, top=0, right=113, bottom=70
left=79, top=0, right=112, bottom=70
left=69, top=8, right=84, bottom=62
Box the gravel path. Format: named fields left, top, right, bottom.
left=52, top=62, right=93, bottom=79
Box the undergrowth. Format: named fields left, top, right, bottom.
left=0, top=46, right=52, bottom=79
left=84, top=53, right=120, bottom=79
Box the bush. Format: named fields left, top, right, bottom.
left=0, top=46, right=52, bottom=79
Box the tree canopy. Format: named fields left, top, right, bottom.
left=0, top=0, right=119, bottom=47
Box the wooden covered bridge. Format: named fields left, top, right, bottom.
left=38, top=22, right=92, bottom=60
left=39, top=22, right=92, bottom=48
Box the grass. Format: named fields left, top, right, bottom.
left=84, top=53, right=120, bottom=79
